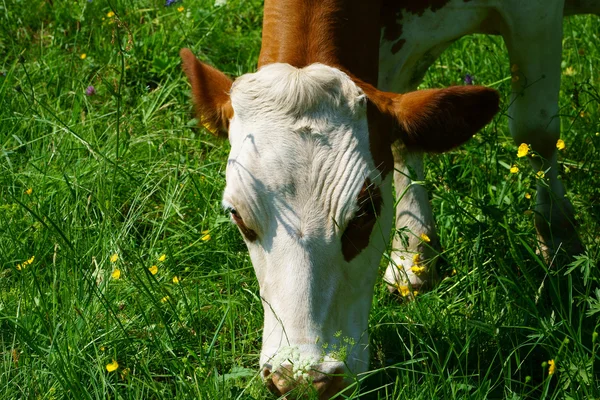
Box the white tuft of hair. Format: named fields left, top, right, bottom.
left=230, top=63, right=366, bottom=121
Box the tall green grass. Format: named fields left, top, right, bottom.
left=1, top=1, right=598, bottom=398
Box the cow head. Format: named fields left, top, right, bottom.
left=180, top=48, right=499, bottom=398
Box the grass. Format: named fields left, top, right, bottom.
left=1, top=1, right=599, bottom=398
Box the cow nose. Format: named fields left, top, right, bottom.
left=262, top=364, right=348, bottom=399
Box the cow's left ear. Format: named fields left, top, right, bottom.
left=360, top=83, right=500, bottom=152
left=180, top=48, right=234, bottom=138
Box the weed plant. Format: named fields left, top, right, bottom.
left=1, top=1, right=599, bottom=398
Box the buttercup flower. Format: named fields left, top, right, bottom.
left=161, top=296, right=169, bottom=303
left=420, top=233, right=431, bottom=243
left=517, top=143, right=529, bottom=158
left=556, top=139, right=565, bottom=150
left=177, top=6, right=184, bottom=12
left=106, top=359, right=119, bottom=372
left=158, top=254, right=166, bottom=262
left=111, top=269, right=121, bottom=279
left=80, top=53, right=87, bottom=60
left=16, top=256, right=35, bottom=271
left=107, top=11, right=115, bottom=18
left=201, top=230, right=211, bottom=241
left=25, top=188, right=33, bottom=195
left=536, top=170, right=545, bottom=179
left=172, top=276, right=179, bottom=284
left=548, top=359, right=556, bottom=375
left=398, top=285, right=411, bottom=297
left=110, top=253, right=118, bottom=263
left=510, top=165, right=519, bottom=174
left=411, top=265, right=426, bottom=274
left=525, top=193, right=531, bottom=199
left=149, top=265, right=158, bottom=275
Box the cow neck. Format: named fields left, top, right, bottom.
left=258, top=0, right=382, bottom=86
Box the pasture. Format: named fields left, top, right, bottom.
left=1, top=0, right=599, bottom=398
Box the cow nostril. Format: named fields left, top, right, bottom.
left=262, top=367, right=271, bottom=379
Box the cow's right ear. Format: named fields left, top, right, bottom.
left=180, top=48, right=233, bottom=138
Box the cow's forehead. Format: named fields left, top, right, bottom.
left=223, top=63, right=378, bottom=236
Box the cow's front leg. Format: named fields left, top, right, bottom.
left=383, top=141, right=439, bottom=294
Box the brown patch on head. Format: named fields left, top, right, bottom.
left=180, top=48, right=234, bottom=137
left=341, top=179, right=383, bottom=262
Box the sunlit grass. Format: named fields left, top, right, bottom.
left=1, top=1, right=599, bottom=398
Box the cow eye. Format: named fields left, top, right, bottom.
left=227, top=207, right=258, bottom=242
left=340, top=179, right=382, bottom=261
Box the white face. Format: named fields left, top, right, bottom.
left=222, top=63, right=393, bottom=377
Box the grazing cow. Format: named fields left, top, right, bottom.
left=181, top=0, right=597, bottom=398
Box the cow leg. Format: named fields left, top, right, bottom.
left=378, top=43, right=451, bottom=294
left=383, top=143, right=439, bottom=293
left=502, top=2, right=584, bottom=260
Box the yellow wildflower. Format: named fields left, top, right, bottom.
left=111, top=269, right=121, bottom=280
left=412, top=254, right=421, bottom=264
left=201, top=230, right=211, bottom=242
left=110, top=253, right=118, bottom=263
left=548, top=359, right=556, bottom=375
left=413, top=290, right=419, bottom=297
left=158, top=254, right=166, bottom=262
left=420, top=233, right=431, bottom=243
left=517, top=143, right=529, bottom=158
left=556, top=139, right=565, bottom=150
left=536, top=170, right=545, bottom=179
left=411, top=265, right=426, bottom=274
left=161, top=296, right=169, bottom=303
left=25, top=188, right=33, bottom=195
left=107, top=11, right=115, bottom=18
left=172, top=276, right=179, bottom=284
left=80, top=53, right=87, bottom=60
left=149, top=265, right=158, bottom=275
left=451, top=269, right=457, bottom=275
left=525, top=193, right=531, bottom=199
left=398, top=285, right=411, bottom=297
left=177, top=6, right=184, bottom=12
left=106, top=359, right=119, bottom=372
left=100, top=346, right=105, bottom=351
left=510, top=165, right=519, bottom=174
left=564, top=66, right=575, bottom=76
left=16, top=256, right=35, bottom=270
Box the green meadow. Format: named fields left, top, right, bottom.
left=1, top=0, right=599, bottom=398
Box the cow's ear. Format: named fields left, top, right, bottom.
left=180, top=48, right=233, bottom=138
left=362, top=84, right=500, bottom=152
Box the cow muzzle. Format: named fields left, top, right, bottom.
left=262, top=362, right=350, bottom=399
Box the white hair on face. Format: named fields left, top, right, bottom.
left=230, top=63, right=366, bottom=120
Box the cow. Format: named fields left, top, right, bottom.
left=180, top=0, right=597, bottom=398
